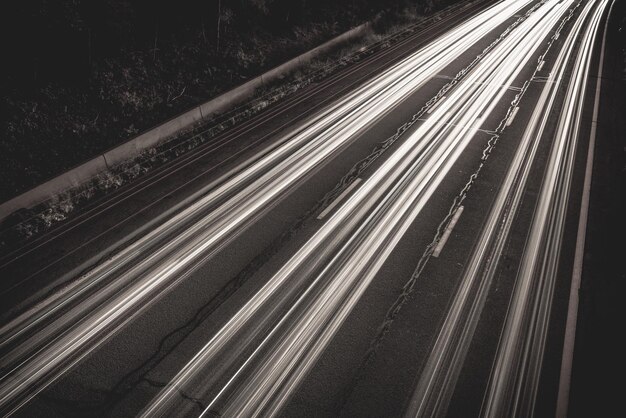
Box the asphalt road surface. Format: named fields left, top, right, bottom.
left=0, top=0, right=620, bottom=416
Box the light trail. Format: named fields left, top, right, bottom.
left=403, top=1, right=587, bottom=416
left=138, top=2, right=580, bottom=416
left=481, top=1, right=610, bottom=415
left=0, top=1, right=535, bottom=415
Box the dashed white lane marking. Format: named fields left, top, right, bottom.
left=538, top=60, right=546, bottom=71
left=317, top=178, right=362, bottom=220
left=433, top=205, right=464, bottom=258
left=506, top=106, right=520, bottom=126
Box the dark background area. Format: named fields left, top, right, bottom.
left=0, top=0, right=442, bottom=202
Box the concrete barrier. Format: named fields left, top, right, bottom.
left=198, top=76, right=265, bottom=120
left=0, top=23, right=370, bottom=221
left=1, top=156, right=109, bottom=217
left=103, top=106, right=205, bottom=167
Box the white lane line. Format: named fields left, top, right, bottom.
left=556, top=1, right=614, bottom=416
left=432, top=206, right=464, bottom=258
left=427, top=96, right=447, bottom=113
left=317, top=178, right=362, bottom=220
left=538, top=59, right=546, bottom=71
left=506, top=106, right=520, bottom=126
left=533, top=76, right=555, bottom=83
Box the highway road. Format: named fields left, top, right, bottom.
left=0, top=0, right=619, bottom=416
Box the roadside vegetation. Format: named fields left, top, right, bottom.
left=0, top=0, right=453, bottom=203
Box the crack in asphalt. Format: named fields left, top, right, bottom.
left=141, top=378, right=207, bottom=413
